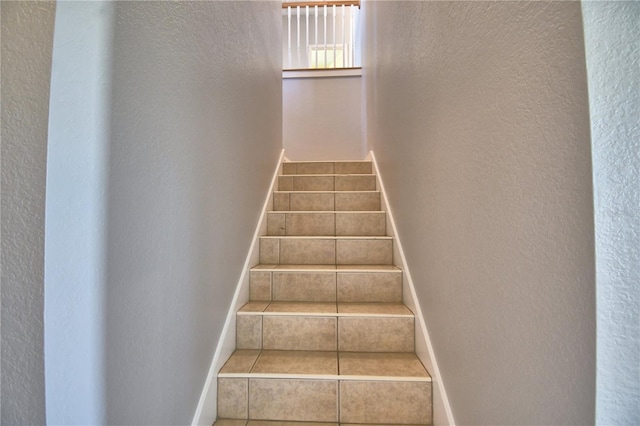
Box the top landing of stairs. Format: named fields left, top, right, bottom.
left=283, top=161, right=372, bottom=175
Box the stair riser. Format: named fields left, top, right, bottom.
left=249, top=270, right=402, bottom=303
left=283, top=161, right=372, bottom=175
left=278, top=175, right=376, bottom=192
left=217, top=378, right=431, bottom=424
left=273, top=192, right=381, bottom=211
left=236, top=315, right=414, bottom=352
left=340, top=381, right=432, bottom=424
left=267, top=212, right=386, bottom=237
left=259, top=238, right=393, bottom=265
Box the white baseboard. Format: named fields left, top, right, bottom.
left=191, top=150, right=286, bottom=426
left=369, top=150, right=456, bottom=426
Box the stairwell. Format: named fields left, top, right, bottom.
left=214, top=160, right=432, bottom=426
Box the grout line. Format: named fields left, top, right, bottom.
left=284, top=212, right=288, bottom=237
left=236, top=312, right=414, bottom=318
left=248, top=350, right=262, bottom=374
left=336, top=366, right=341, bottom=423
left=245, top=376, right=249, bottom=420
left=218, top=372, right=432, bottom=382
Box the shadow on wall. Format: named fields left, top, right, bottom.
left=283, top=75, right=364, bottom=160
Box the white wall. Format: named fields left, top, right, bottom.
left=362, top=2, right=595, bottom=424
left=45, top=2, right=113, bottom=423
left=44, top=2, right=282, bottom=424
left=0, top=2, right=55, bottom=424
left=582, top=2, right=640, bottom=424
left=283, top=76, right=363, bottom=160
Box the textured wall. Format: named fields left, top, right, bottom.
left=45, top=2, right=113, bottom=423
left=103, top=2, right=281, bottom=424
left=362, top=2, right=595, bottom=424
left=0, top=1, right=55, bottom=424
left=284, top=76, right=363, bottom=160
left=582, top=2, right=640, bottom=424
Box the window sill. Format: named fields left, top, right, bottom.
left=282, top=67, right=362, bottom=79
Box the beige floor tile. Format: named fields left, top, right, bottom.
left=236, top=316, right=262, bottom=350
left=296, top=162, right=334, bottom=175
left=267, top=213, right=286, bottom=236
left=286, top=213, right=335, bottom=236
left=276, top=264, right=336, bottom=270
left=252, top=264, right=278, bottom=270
left=239, top=302, right=269, bottom=312
left=220, top=350, right=261, bottom=374
left=340, top=424, right=426, bottom=426
left=293, top=175, right=335, bottom=191
left=282, top=162, right=297, bottom=175
left=334, top=192, right=380, bottom=211
left=250, top=271, right=272, bottom=301
left=336, top=265, right=399, bottom=271
left=334, top=161, right=372, bottom=175
left=273, top=272, right=337, bottom=302
left=336, top=239, right=392, bottom=265
left=290, top=192, right=335, bottom=211
left=334, top=175, right=376, bottom=191
left=337, top=272, right=402, bottom=303
left=214, top=420, right=247, bottom=426
left=252, top=350, right=337, bottom=375
left=249, top=379, right=338, bottom=422
left=266, top=302, right=337, bottom=313
left=280, top=238, right=336, bottom=265
left=248, top=422, right=336, bottom=426
left=335, top=212, right=385, bottom=236
left=263, top=316, right=337, bottom=351
left=272, top=192, right=290, bottom=211
left=338, top=317, right=414, bottom=352
left=338, top=352, right=429, bottom=378
left=218, top=378, right=248, bottom=419
left=339, top=381, right=431, bottom=424
left=259, top=238, right=279, bottom=264
left=278, top=176, right=293, bottom=191
left=337, top=303, right=412, bottom=315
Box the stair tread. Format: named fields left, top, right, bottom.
left=220, top=349, right=430, bottom=380
left=284, top=160, right=372, bottom=163
left=274, top=190, right=380, bottom=193
left=215, top=421, right=430, bottom=426
left=268, top=210, right=384, bottom=214
left=260, top=235, right=392, bottom=240
left=251, top=264, right=401, bottom=272
left=280, top=173, right=374, bottom=176
left=238, top=302, right=413, bottom=317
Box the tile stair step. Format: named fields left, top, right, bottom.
left=217, top=350, right=431, bottom=424
left=216, top=159, right=431, bottom=426
left=282, top=161, right=373, bottom=175
left=267, top=211, right=386, bottom=237
left=273, top=191, right=381, bottom=212
left=215, top=421, right=431, bottom=426
left=259, top=236, right=394, bottom=265
left=249, top=264, right=403, bottom=303
left=278, top=174, right=376, bottom=192
left=236, top=302, right=415, bottom=352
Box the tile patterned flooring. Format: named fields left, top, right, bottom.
left=215, top=161, right=432, bottom=425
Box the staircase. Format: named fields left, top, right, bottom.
left=214, top=160, right=432, bottom=426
